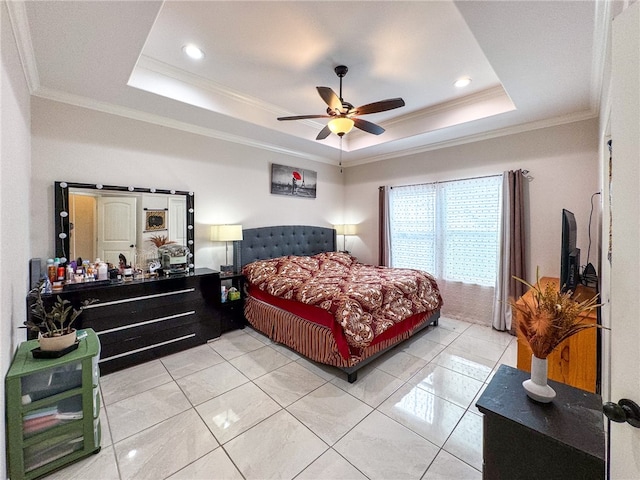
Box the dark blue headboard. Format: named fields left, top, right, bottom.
left=233, top=225, right=337, bottom=270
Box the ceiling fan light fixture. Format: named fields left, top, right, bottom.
left=182, top=44, right=204, bottom=60
left=328, top=117, right=354, bottom=136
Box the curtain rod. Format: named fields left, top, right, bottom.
left=380, top=169, right=529, bottom=190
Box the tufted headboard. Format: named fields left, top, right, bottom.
left=233, top=225, right=336, bottom=270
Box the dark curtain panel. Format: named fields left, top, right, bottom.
left=509, top=170, right=527, bottom=334
left=378, top=186, right=386, bottom=266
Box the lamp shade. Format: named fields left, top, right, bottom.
left=328, top=117, right=355, bottom=136
left=333, top=224, right=357, bottom=236
left=343, top=224, right=357, bottom=235
left=211, top=224, right=243, bottom=242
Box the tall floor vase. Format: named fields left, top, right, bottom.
left=522, top=355, right=556, bottom=403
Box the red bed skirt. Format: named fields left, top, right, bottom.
left=245, top=285, right=437, bottom=366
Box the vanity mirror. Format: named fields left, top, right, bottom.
left=54, top=181, right=195, bottom=272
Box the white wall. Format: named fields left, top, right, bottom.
left=608, top=2, right=640, bottom=477
left=30, top=98, right=345, bottom=270
left=1, top=1, right=32, bottom=476
left=344, top=119, right=600, bottom=284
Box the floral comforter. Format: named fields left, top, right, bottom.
left=242, top=252, right=442, bottom=349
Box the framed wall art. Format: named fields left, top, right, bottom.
left=271, top=163, right=317, bottom=198
left=145, top=209, right=167, bottom=231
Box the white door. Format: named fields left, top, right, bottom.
left=609, top=2, right=640, bottom=477
left=97, top=196, right=137, bottom=267
left=168, top=196, right=186, bottom=246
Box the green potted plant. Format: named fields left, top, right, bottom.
left=25, top=280, right=97, bottom=352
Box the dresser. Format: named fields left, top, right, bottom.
left=27, top=269, right=231, bottom=375
left=476, top=365, right=605, bottom=480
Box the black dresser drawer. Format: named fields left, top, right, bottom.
left=26, top=269, right=222, bottom=375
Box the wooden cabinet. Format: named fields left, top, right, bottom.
left=27, top=269, right=223, bottom=375
left=515, top=277, right=599, bottom=393
left=6, top=330, right=101, bottom=480
left=476, top=365, right=605, bottom=480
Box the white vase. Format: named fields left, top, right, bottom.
left=38, top=329, right=77, bottom=352
left=522, top=355, right=556, bottom=403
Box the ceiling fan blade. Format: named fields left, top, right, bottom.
left=352, top=98, right=405, bottom=116
left=316, top=125, right=332, bottom=140
left=277, top=114, right=331, bottom=121
left=353, top=118, right=385, bottom=135
left=317, top=87, right=343, bottom=113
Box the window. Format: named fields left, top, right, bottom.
left=389, top=175, right=502, bottom=287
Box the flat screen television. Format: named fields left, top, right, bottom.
left=560, top=209, right=580, bottom=293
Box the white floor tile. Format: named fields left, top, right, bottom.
left=167, top=447, right=243, bottom=479
left=334, top=410, right=439, bottom=480
left=229, top=345, right=292, bottom=380
left=297, top=449, right=368, bottom=480
left=421, top=327, right=460, bottom=346
left=107, top=381, right=191, bottom=443
left=461, top=323, right=513, bottom=347
left=100, top=360, right=172, bottom=405
left=287, top=383, right=372, bottom=445
left=409, top=364, right=483, bottom=409
left=422, top=449, right=481, bottom=480
left=443, top=411, right=484, bottom=471
left=448, top=334, right=507, bottom=363
left=433, top=346, right=495, bottom=382
left=196, top=382, right=281, bottom=444
left=437, top=316, right=473, bottom=333
left=209, top=331, right=266, bottom=360
left=224, top=410, right=327, bottom=479
left=378, top=382, right=465, bottom=447
left=254, top=361, right=327, bottom=407
left=160, top=344, right=225, bottom=379
left=176, top=361, right=249, bottom=406
left=331, top=365, right=404, bottom=408
left=114, top=409, right=218, bottom=480
left=372, top=350, right=427, bottom=381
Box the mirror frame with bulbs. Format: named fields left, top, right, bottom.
left=54, top=181, right=196, bottom=273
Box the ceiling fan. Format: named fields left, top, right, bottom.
left=277, top=65, right=405, bottom=140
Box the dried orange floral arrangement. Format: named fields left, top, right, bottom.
left=148, top=234, right=176, bottom=248
left=510, top=270, right=601, bottom=359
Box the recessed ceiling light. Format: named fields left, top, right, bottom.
left=454, top=76, right=472, bottom=88
left=183, top=44, right=204, bottom=60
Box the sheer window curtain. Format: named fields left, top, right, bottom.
left=381, top=177, right=503, bottom=325
left=379, top=170, right=526, bottom=333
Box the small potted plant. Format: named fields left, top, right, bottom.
left=25, top=280, right=97, bottom=352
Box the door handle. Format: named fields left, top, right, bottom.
left=603, top=399, right=640, bottom=428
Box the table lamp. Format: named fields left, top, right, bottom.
left=334, top=224, right=357, bottom=253
left=211, top=224, right=243, bottom=274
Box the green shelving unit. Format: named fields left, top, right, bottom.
left=5, top=329, right=101, bottom=480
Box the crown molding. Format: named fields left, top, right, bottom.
left=344, top=108, right=599, bottom=168
left=32, top=86, right=333, bottom=165
left=6, top=0, right=40, bottom=93
left=589, top=0, right=612, bottom=115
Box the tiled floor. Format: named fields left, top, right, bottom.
left=44, top=316, right=517, bottom=480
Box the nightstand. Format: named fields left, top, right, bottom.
left=476, top=365, right=605, bottom=480
left=217, top=273, right=246, bottom=333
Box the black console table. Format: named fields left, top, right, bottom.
left=476, top=365, right=605, bottom=480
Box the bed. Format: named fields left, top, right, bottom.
left=233, top=225, right=442, bottom=382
